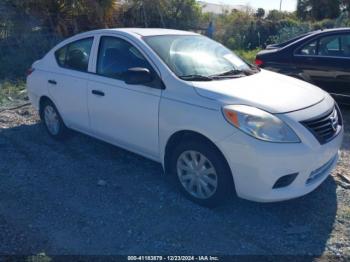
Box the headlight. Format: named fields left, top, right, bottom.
left=222, top=105, right=300, bottom=143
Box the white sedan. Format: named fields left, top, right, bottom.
left=26, top=28, right=344, bottom=206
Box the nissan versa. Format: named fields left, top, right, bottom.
left=26, top=29, right=344, bottom=206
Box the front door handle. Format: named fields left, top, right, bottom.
left=92, top=90, right=105, bottom=96
left=48, top=80, right=57, bottom=85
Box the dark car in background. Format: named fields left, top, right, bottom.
left=256, top=28, right=350, bottom=103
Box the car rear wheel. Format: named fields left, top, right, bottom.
left=40, top=100, right=68, bottom=140
left=169, top=138, right=234, bottom=207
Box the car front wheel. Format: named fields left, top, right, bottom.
left=170, top=138, right=234, bottom=207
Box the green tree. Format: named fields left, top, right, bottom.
left=256, top=8, right=265, bottom=19
left=121, top=0, right=201, bottom=29
left=266, top=9, right=295, bottom=21
left=5, top=0, right=118, bottom=37
left=342, top=0, right=350, bottom=10
left=297, top=0, right=341, bottom=20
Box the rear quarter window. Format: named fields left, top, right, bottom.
left=54, top=37, right=94, bottom=72
left=55, top=46, right=67, bottom=67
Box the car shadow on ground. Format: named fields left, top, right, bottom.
left=0, top=121, right=339, bottom=256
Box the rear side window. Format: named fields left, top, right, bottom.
left=297, top=40, right=318, bottom=56
left=297, top=34, right=350, bottom=57
left=319, top=35, right=341, bottom=56
left=341, top=34, right=350, bottom=57
left=55, top=37, right=94, bottom=72
left=97, top=36, right=153, bottom=80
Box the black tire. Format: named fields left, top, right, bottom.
left=169, top=137, right=234, bottom=207
left=40, top=99, right=68, bottom=140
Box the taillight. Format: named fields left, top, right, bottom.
left=26, top=67, right=35, bottom=77
left=255, top=59, right=264, bottom=67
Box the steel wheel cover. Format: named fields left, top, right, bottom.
left=176, top=150, right=218, bottom=199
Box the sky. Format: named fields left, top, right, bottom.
left=203, top=0, right=298, bottom=11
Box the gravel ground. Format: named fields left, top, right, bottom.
left=0, top=104, right=349, bottom=257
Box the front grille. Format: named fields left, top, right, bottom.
left=301, top=105, right=342, bottom=145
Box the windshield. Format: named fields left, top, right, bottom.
left=144, top=35, right=253, bottom=80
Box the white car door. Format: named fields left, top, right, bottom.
left=87, top=35, right=163, bottom=159
left=48, top=37, right=95, bottom=131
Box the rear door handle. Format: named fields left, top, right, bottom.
left=92, top=90, right=105, bottom=96
left=48, top=80, right=57, bottom=85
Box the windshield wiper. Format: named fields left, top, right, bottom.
left=179, top=74, right=213, bottom=81
left=209, top=69, right=246, bottom=79
left=211, top=68, right=261, bottom=78
left=179, top=69, right=258, bottom=82
left=244, top=61, right=261, bottom=72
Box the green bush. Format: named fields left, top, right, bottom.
left=235, top=49, right=261, bottom=64
left=0, top=80, right=26, bottom=107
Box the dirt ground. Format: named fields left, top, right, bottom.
left=0, top=104, right=349, bottom=257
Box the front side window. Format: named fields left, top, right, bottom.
left=144, top=35, right=252, bottom=79
left=97, top=36, right=153, bottom=80
left=55, top=37, right=93, bottom=72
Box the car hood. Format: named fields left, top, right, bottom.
left=192, top=70, right=326, bottom=114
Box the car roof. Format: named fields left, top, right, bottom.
left=308, top=27, right=350, bottom=36
left=86, top=28, right=199, bottom=37
left=319, top=27, right=350, bottom=33
left=51, top=28, right=200, bottom=53
left=277, top=27, right=350, bottom=50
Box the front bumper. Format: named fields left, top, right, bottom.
left=217, top=98, right=344, bottom=203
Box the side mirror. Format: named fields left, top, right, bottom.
left=124, top=67, right=154, bottom=85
